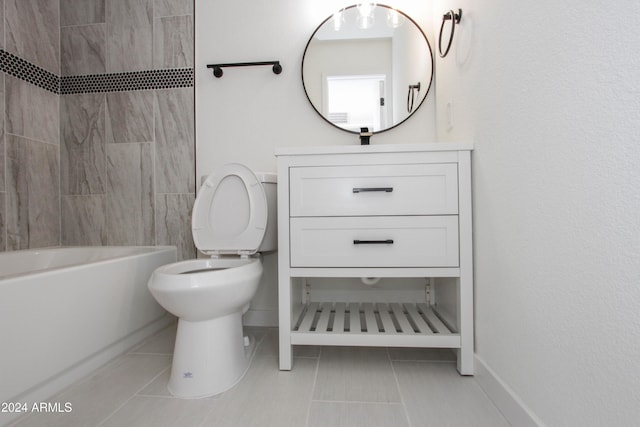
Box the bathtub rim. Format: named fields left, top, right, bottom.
left=0, top=246, right=177, bottom=281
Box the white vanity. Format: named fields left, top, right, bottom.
left=276, top=143, right=474, bottom=375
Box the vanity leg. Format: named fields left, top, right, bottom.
left=456, top=270, right=474, bottom=374
left=457, top=150, right=474, bottom=375
left=457, top=275, right=474, bottom=375
left=278, top=276, right=293, bottom=370
left=279, top=332, right=292, bottom=370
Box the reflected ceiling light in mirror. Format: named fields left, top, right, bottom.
left=386, top=8, right=404, bottom=28
left=356, top=2, right=376, bottom=29
left=332, top=8, right=345, bottom=31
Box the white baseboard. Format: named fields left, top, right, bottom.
left=474, top=355, right=545, bottom=427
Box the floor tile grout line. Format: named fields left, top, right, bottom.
left=11, top=327, right=483, bottom=426
left=198, top=331, right=297, bottom=427
left=388, top=348, right=415, bottom=427
left=127, top=351, right=174, bottom=356
left=469, top=377, right=513, bottom=426
left=95, top=362, right=172, bottom=427
left=304, top=347, right=323, bottom=427
left=392, top=359, right=457, bottom=365
left=197, top=402, right=222, bottom=427
left=196, top=384, right=229, bottom=427
left=310, top=399, right=408, bottom=405
left=13, top=352, right=174, bottom=426
left=191, top=332, right=257, bottom=427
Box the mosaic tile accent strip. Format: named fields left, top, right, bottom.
left=61, top=68, right=194, bottom=94
left=0, top=49, right=60, bottom=94
left=0, top=49, right=194, bottom=95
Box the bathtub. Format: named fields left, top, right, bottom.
left=0, top=246, right=176, bottom=421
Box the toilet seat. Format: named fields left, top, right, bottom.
left=150, top=257, right=262, bottom=290
left=192, top=164, right=267, bottom=256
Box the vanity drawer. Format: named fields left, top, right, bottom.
left=290, top=216, right=459, bottom=268
left=289, top=163, right=458, bottom=217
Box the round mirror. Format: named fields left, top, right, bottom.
left=302, top=4, right=433, bottom=134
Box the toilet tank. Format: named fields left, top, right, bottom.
left=255, top=172, right=277, bottom=253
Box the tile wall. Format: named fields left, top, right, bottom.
left=0, top=0, right=196, bottom=260
left=1, top=0, right=61, bottom=251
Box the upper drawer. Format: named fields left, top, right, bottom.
left=290, top=163, right=458, bottom=217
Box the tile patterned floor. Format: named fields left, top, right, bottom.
left=10, top=325, right=509, bottom=427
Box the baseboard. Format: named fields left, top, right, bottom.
left=474, top=355, right=545, bottom=427
left=243, top=309, right=278, bottom=327
left=2, top=314, right=175, bottom=427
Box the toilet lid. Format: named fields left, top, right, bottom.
left=192, top=163, right=267, bottom=255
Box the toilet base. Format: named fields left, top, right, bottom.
left=168, top=313, right=254, bottom=398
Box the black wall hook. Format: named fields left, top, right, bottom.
left=206, top=61, right=282, bottom=78
left=407, top=82, right=421, bottom=113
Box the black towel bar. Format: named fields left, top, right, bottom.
left=207, top=61, right=282, bottom=78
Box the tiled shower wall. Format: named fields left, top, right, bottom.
left=0, top=0, right=196, bottom=260
left=0, top=0, right=61, bottom=252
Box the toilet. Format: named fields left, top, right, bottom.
left=147, top=163, right=277, bottom=398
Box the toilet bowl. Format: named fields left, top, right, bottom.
left=148, top=163, right=277, bottom=398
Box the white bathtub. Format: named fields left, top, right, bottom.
left=0, top=246, right=176, bottom=421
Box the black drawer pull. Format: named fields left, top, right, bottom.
left=352, top=187, right=393, bottom=193
left=353, top=239, right=394, bottom=245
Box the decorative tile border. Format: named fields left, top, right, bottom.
left=0, top=49, right=60, bottom=93
left=61, top=68, right=194, bottom=94
left=0, top=49, right=194, bottom=95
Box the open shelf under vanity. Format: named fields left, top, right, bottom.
left=291, top=301, right=459, bottom=348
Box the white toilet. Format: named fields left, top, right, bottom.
left=147, top=163, right=277, bottom=398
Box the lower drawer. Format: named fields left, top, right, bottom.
left=290, top=216, right=459, bottom=268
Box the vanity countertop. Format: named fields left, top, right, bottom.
left=275, top=142, right=474, bottom=156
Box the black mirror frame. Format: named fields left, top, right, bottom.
left=301, top=4, right=434, bottom=135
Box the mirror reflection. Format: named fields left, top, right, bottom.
left=302, top=4, right=433, bottom=134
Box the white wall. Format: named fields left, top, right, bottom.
left=195, top=0, right=436, bottom=176
left=434, top=0, right=640, bottom=425
left=197, top=1, right=640, bottom=423
left=195, top=0, right=436, bottom=324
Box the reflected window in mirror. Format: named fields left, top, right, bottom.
left=326, top=74, right=386, bottom=132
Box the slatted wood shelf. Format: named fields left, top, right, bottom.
left=290, top=302, right=461, bottom=348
